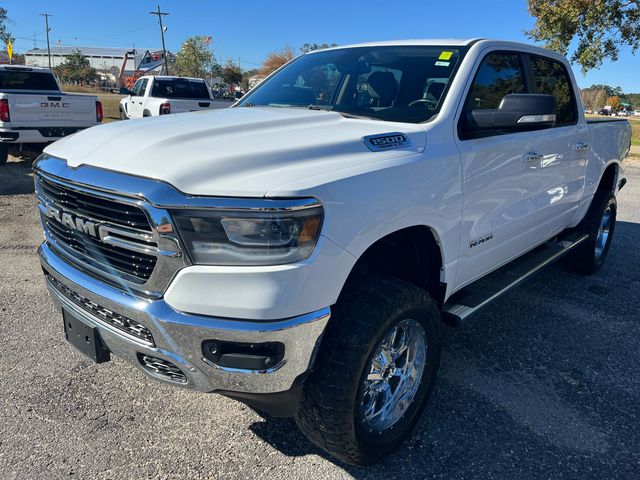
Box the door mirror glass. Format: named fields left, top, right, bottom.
left=470, top=93, right=556, bottom=131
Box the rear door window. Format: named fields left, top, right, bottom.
left=529, top=55, right=577, bottom=125
left=151, top=79, right=210, bottom=99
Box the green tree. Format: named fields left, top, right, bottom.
left=527, top=0, right=640, bottom=73
left=221, top=60, right=243, bottom=85
left=53, top=50, right=98, bottom=85
left=300, top=43, right=338, bottom=54
left=173, top=35, right=220, bottom=78
left=241, top=68, right=259, bottom=91
left=0, top=7, right=10, bottom=46
left=0, top=6, right=16, bottom=62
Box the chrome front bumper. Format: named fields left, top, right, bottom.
left=39, top=242, right=330, bottom=394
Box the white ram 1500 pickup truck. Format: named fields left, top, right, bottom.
left=0, top=65, right=102, bottom=164
left=35, top=39, right=631, bottom=465
left=119, top=75, right=218, bottom=119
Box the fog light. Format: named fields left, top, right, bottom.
left=202, top=340, right=285, bottom=371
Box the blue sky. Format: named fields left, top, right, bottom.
left=4, top=0, right=639, bottom=92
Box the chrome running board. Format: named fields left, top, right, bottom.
left=442, top=233, right=589, bottom=326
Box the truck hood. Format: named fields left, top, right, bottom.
left=44, top=107, right=426, bottom=197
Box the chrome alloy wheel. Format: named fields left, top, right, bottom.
left=359, top=319, right=427, bottom=432
left=595, top=206, right=612, bottom=260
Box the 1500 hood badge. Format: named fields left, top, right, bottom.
left=362, top=133, right=412, bottom=152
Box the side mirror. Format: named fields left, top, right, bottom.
left=119, top=87, right=132, bottom=95
left=470, top=94, right=556, bottom=131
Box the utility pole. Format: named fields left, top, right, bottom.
left=40, top=13, right=53, bottom=69
left=149, top=5, right=169, bottom=75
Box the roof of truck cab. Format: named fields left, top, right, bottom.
left=146, top=75, right=206, bottom=81
left=314, top=39, right=484, bottom=52
left=310, top=39, right=567, bottom=63
left=310, top=39, right=561, bottom=55
left=0, top=64, right=53, bottom=72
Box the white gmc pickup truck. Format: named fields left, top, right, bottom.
left=119, top=75, right=217, bottom=119
left=0, top=65, right=102, bottom=164
left=35, top=39, right=631, bottom=465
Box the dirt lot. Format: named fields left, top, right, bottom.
left=0, top=155, right=639, bottom=479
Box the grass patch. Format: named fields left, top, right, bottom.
left=629, top=117, right=640, bottom=146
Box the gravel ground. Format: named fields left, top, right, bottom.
left=0, top=155, right=639, bottom=480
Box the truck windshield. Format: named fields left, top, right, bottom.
left=0, top=71, right=59, bottom=91
left=152, top=78, right=210, bottom=99
left=238, top=46, right=465, bottom=123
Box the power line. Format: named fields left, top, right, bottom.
left=149, top=5, right=169, bottom=75
left=39, top=13, right=52, bottom=68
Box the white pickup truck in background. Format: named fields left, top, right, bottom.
left=119, top=75, right=220, bottom=119
left=35, top=39, right=631, bottom=465
left=0, top=65, right=102, bottom=165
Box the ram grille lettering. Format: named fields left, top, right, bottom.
left=44, top=205, right=99, bottom=239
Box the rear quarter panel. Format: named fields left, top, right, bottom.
left=569, top=119, right=631, bottom=226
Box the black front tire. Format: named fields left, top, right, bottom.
left=295, top=276, right=442, bottom=465
left=0, top=143, right=9, bottom=165
left=564, top=190, right=617, bottom=274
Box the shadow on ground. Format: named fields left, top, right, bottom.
left=0, top=156, right=36, bottom=195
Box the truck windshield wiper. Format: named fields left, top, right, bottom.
left=308, top=105, right=376, bottom=120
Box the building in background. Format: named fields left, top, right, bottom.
left=24, top=46, right=171, bottom=76
left=25, top=46, right=173, bottom=90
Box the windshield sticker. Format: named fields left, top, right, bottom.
left=435, top=61, right=450, bottom=67
left=438, top=51, right=453, bottom=60
left=363, top=133, right=412, bottom=152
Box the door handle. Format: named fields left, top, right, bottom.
left=523, top=152, right=544, bottom=163
left=575, top=142, right=590, bottom=151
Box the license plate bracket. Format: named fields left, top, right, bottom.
left=63, top=309, right=110, bottom=363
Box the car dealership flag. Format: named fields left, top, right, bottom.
left=7, top=41, right=12, bottom=62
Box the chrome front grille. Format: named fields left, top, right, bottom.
left=36, top=172, right=164, bottom=287
left=34, top=156, right=187, bottom=298
left=47, top=273, right=155, bottom=346
left=39, top=175, right=151, bottom=231
left=43, top=216, right=157, bottom=281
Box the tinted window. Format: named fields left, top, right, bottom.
left=151, top=79, right=210, bottom=99
left=131, top=78, right=144, bottom=96
left=238, top=46, right=465, bottom=123
left=530, top=55, right=577, bottom=125
left=466, top=53, right=525, bottom=110
left=139, top=78, right=149, bottom=96
left=0, top=70, right=59, bottom=91
left=460, top=52, right=526, bottom=136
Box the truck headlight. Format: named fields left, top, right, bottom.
left=171, top=202, right=323, bottom=266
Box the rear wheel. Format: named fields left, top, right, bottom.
left=564, top=190, right=617, bottom=274
left=0, top=143, right=9, bottom=166
left=295, top=276, right=441, bottom=465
